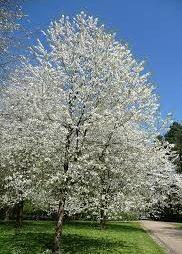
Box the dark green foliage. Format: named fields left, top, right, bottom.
left=164, top=122, right=182, bottom=173
left=23, top=201, right=54, bottom=221
left=0, top=220, right=165, bottom=254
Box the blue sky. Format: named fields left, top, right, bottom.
left=23, top=0, right=182, bottom=121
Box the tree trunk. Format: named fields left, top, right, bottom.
left=52, top=198, right=65, bottom=254
left=16, top=200, right=24, bottom=228
left=4, top=206, right=11, bottom=222
left=100, top=208, right=107, bottom=230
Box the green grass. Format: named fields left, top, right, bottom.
left=175, top=223, right=182, bottom=229
left=0, top=220, right=165, bottom=254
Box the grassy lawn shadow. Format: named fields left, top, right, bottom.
left=0, top=220, right=165, bottom=254
left=62, top=233, right=130, bottom=254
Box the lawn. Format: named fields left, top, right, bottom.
left=0, top=220, right=165, bottom=254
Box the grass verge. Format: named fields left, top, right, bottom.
left=175, top=223, right=182, bottom=230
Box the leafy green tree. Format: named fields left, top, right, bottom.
left=164, top=122, right=182, bottom=173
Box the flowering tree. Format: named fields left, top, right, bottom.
left=0, top=12, right=175, bottom=254
left=146, top=145, right=182, bottom=220
left=0, top=112, right=42, bottom=226
left=72, top=127, right=176, bottom=229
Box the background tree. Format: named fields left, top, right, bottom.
left=164, top=122, right=182, bottom=173
left=154, top=122, right=182, bottom=221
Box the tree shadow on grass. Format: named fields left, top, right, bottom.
left=23, top=220, right=55, bottom=234
left=0, top=231, right=54, bottom=254
left=0, top=221, right=141, bottom=254
left=62, top=233, right=131, bottom=254
left=0, top=230, right=132, bottom=254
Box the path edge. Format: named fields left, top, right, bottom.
left=139, top=220, right=171, bottom=254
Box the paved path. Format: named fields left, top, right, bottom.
left=140, top=220, right=182, bottom=254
